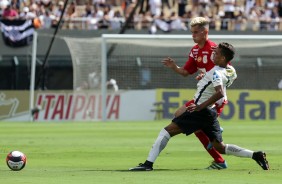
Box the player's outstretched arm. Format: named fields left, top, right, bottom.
left=161, top=57, right=190, bottom=77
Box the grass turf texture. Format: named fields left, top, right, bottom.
left=0, top=120, right=281, bottom=184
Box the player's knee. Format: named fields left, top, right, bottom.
left=194, top=130, right=203, bottom=136
left=164, top=123, right=182, bottom=137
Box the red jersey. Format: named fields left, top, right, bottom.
left=183, top=40, right=226, bottom=116
left=183, top=40, right=217, bottom=74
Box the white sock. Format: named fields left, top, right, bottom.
left=147, top=128, right=171, bottom=163
left=225, top=144, right=254, bottom=158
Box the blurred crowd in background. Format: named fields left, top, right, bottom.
left=1, top=0, right=282, bottom=32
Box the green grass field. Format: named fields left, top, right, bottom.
left=0, top=120, right=281, bottom=184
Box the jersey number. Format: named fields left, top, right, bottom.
left=203, top=55, right=208, bottom=64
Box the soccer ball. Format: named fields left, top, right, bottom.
left=6, top=151, right=27, bottom=171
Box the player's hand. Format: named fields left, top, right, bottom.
left=195, top=71, right=205, bottom=80
left=186, top=103, right=200, bottom=112
left=161, top=57, right=176, bottom=68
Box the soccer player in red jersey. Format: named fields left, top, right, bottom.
left=161, top=17, right=229, bottom=169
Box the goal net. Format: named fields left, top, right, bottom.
left=64, top=37, right=102, bottom=90
left=64, top=34, right=282, bottom=121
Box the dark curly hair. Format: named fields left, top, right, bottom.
left=218, top=42, right=235, bottom=62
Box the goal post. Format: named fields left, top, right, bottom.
left=29, top=31, right=38, bottom=121
left=101, top=36, right=107, bottom=121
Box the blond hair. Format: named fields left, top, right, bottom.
left=189, top=17, right=209, bottom=30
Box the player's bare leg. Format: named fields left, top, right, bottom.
left=129, top=122, right=183, bottom=171
left=174, top=105, right=187, bottom=117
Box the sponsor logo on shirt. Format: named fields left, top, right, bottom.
left=197, top=56, right=202, bottom=62
left=213, top=71, right=219, bottom=80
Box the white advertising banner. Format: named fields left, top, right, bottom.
left=34, top=90, right=156, bottom=121
left=1, top=90, right=156, bottom=121
left=2, top=89, right=281, bottom=122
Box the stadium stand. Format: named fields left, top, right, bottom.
left=0, top=0, right=282, bottom=31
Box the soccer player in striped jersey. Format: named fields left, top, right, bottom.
left=161, top=16, right=229, bottom=169
left=129, top=42, right=269, bottom=171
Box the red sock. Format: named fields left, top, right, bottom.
left=194, top=130, right=225, bottom=163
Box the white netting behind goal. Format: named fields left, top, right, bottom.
left=64, top=35, right=282, bottom=91
left=64, top=37, right=102, bottom=90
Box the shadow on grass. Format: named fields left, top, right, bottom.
left=80, top=168, right=215, bottom=172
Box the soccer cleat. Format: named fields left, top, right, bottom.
left=206, top=161, right=228, bottom=170
left=252, top=151, right=269, bottom=170
left=129, top=163, right=153, bottom=171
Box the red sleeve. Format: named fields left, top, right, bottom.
left=183, top=52, right=198, bottom=74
